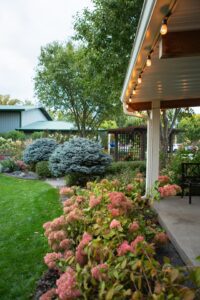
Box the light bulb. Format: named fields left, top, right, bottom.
left=138, top=75, right=142, bottom=84
left=129, top=97, right=132, bottom=103
left=146, top=55, right=151, bottom=67
left=160, top=19, right=168, bottom=35
left=132, top=88, right=136, bottom=95
left=126, top=104, right=129, bottom=109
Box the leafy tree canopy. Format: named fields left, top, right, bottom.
left=178, top=114, right=200, bottom=143
left=34, top=42, right=120, bottom=136
left=0, top=95, right=21, bottom=105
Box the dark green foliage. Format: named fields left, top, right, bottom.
left=0, top=158, right=18, bottom=173
left=49, top=137, right=112, bottom=177
left=36, top=161, right=52, bottom=178
left=105, top=161, right=146, bottom=183
left=31, top=132, right=45, bottom=140
left=106, top=161, right=146, bottom=175
left=0, top=130, right=26, bottom=140
left=162, top=146, right=200, bottom=185
left=23, top=138, right=58, bottom=165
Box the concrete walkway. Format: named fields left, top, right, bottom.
left=154, top=196, right=200, bottom=266
left=45, top=177, right=66, bottom=188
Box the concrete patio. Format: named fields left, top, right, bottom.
left=154, top=196, right=200, bottom=267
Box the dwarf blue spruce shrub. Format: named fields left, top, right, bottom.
left=23, top=138, right=58, bottom=165
left=49, top=137, right=112, bottom=177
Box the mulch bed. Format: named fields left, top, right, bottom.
left=34, top=269, right=60, bottom=300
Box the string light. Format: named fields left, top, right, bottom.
left=138, top=74, right=142, bottom=84
left=146, top=55, right=151, bottom=67
left=132, top=88, right=136, bottom=95
left=128, top=97, right=132, bottom=103
left=160, top=18, right=168, bottom=35
left=126, top=104, right=129, bottom=109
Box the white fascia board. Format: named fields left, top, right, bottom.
left=120, top=0, right=157, bottom=103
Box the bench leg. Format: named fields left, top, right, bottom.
left=189, top=184, right=192, bottom=204
left=181, top=187, right=184, bottom=198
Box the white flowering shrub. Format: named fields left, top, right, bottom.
left=49, top=137, right=112, bottom=178
left=23, top=138, right=58, bottom=165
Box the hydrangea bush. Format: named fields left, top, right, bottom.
left=23, top=138, right=57, bottom=165
left=49, top=137, right=112, bottom=178
left=39, top=176, right=198, bottom=300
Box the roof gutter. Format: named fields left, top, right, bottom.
left=120, top=0, right=157, bottom=107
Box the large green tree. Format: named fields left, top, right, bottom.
left=34, top=0, right=144, bottom=135
left=74, top=0, right=144, bottom=110
left=34, top=42, right=118, bottom=136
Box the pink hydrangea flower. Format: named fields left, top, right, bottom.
left=75, top=232, right=92, bottom=266
left=50, top=216, right=66, bottom=230
left=63, top=250, right=74, bottom=259
left=108, top=192, right=133, bottom=215
left=44, top=252, right=62, bottom=269
left=110, top=208, right=121, bottom=217
left=158, top=175, right=170, bottom=184
left=117, top=241, right=132, bottom=256
left=39, top=288, right=56, bottom=300
left=65, top=208, right=83, bottom=223
left=53, top=230, right=66, bottom=241
left=110, top=219, right=121, bottom=229
left=154, top=232, right=168, bottom=244
left=126, top=184, right=134, bottom=192
left=130, top=235, right=144, bottom=252
left=129, top=221, right=139, bottom=232
left=63, top=198, right=74, bottom=207
left=89, top=195, right=102, bottom=208
left=76, top=196, right=85, bottom=203
left=56, top=267, right=81, bottom=300
left=59, top=187, right=74, bottom=196
left=91, top=264, right=108, bottom=280
left=59, top=239, right=72, bottom=250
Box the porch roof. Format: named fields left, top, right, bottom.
left=121, top=0, right=200, bottom=113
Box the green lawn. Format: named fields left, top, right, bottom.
left=0, top=175, right=62, bottom=300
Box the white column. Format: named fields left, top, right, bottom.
left=145, top=100, right=160, bottom=195
left=108, top=133, right=111, bottom=154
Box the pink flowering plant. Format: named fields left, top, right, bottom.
left=40, top=177, right=197, bottom=299
left=153, top=175, right=182, bottom=200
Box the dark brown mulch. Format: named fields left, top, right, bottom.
left=34, top=269, right=59, bottom=300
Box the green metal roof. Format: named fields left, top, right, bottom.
left=0, top=105, right=37, bottom=111
left=18, top=121, right=77, bottom=132
left=0, top=105, right=52, bottom=120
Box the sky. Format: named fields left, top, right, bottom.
left=0, top=0, right=92, bottom=103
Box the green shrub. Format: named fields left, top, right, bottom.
left=4, top=130, right=26, bottom=141
left=36, top=161, right=52, bottom=178
left=1, top=158, right=18, bottom=173
left=23, top=138, right=58, bottom=165
left=106, top=161, right=146, bottom=174
left=49, top=137, right=112, bottom=183
left=31, top=132, right=45, bottom=140
left=162, top=146, right=200, bottom=184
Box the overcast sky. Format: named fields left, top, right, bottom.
left=0, top=0, right=92, bottom=103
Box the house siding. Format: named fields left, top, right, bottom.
left=0, top=112, right=21, bottom=133
left=21, top=109, right=47, bottom=126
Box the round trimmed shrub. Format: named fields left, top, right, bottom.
left=49, top=137, right=112, bottom=181
left=23, top=138, right=58, bottom=165
left=36, top=161, right=52, bottom=178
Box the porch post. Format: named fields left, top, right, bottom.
left=108, top=133, right=111, bottom=155
left=145, top=100, right=160, bottom=195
